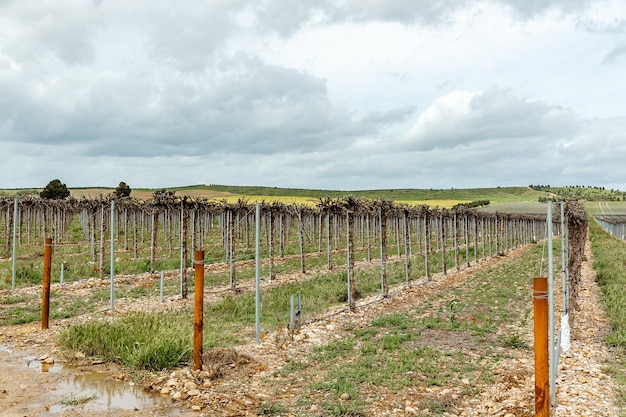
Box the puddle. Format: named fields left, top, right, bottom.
left=46, top=371, right=172, bottom=414
left=25, top=355, right=64, bottom=373
left=1, top=344, right=180, bottom=415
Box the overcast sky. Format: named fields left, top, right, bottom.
left=1, top=0, right=625, bottom=191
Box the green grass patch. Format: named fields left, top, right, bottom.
left=589, top=219, right=626, bottom=411
left=58, top=310, right=193, bottom=370
left=589, top=220, right=626, bottom=347
left=257, top=401, right=288, bottom=416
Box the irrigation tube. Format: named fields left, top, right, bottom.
left=110, top=200, right=115, bottom=312
left=255, top=203, right=261, bottom=345
left=11, top=196, right=18, bottom=291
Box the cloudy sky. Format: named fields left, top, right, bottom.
left=1, top=0, right=625, bottom=191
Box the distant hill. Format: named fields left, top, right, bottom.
left=61, top=184, right=550, bottom=208
left=3, top=184, right=623, bottom=209
left=528, top=185, right=626, bottom=201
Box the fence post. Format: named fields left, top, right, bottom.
left=534, top=276, right=549, bottom=417
left=42, top=237, right=52, bottom=330
left=193, top=250, right=205, bottom=371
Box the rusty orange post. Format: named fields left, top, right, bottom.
left=534, top=277, right=549, bottom=417
left=193, top=250, right=205, bottom=371
left=42, top=237, right=52, bottom=330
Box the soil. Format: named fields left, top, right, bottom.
left=0, top=234, right=621, bottom=416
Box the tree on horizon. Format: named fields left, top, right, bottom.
left=114, top=181, right=132, bottom=197
left=40, top=179, right=70, bottom=200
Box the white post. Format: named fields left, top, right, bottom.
left=160, top=271, right=165, bottom=303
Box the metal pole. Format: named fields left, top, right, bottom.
left=346, top=213, right=351, bottom=307
left=193, top=250, right=205, bottom=371
left=180, top=201, right=184, bottom=298
left=404, top=213, right=409, bottom=287
left=60, top=262, right=65, bottom=286
left=255, top=203, right=261, bottom=345
left=560, top=202, right=567, bottom=314
left=379, top=210, right=384, bottom=294
left=547, top=201, right=555, bottom=406
left=110, top=200, right=115, bottom=312
left=534, top=276, right=550, bottom=417
left=42, top=237, right=52, bottom=329
left=11, top=196, right=18, bottom=291
left=424, top=216, right=429, bottom=281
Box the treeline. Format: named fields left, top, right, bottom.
left=529, top=185, right=626, bottom=202
left=452, top=200, right=490, bottom=209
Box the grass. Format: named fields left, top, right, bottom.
left=257, top=402, right=288, bottom=415
left=264, top=241, right=545, bottom=415
left=60, top=393, right=98, bottom=406
left=589, top=219, right=626, bottom=411
left=58, top=311, right=194, bottom=370
left=589, top=220, right=626, bottom=347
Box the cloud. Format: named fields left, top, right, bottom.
left=0, top=0, right=100, bottom=65
left=398, top=87, right=579, bottom=152
left=497, top=0, right=591, bottom=19
left=604, top=43, right=626, bottom=63
left=250, top=0, right=595, bottom=37
left=0, top=47, right=386, bottom=158
left=1, top=0, right=625, bottom=192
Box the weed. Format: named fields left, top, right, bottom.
left=0, top=295, right=26, bottom=304
left=60, top=393, right=98, bottom=406
left=499, top=333, right=528, bottom=350
left=257, top=402, right=287, bottom=415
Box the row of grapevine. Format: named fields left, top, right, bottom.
left=594, top=214, right=626, bottom=240
left=1, top=195, right=550, bottom=300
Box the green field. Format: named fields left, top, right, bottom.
left=5, top=184, right=626, bottom=213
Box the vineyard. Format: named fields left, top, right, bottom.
left=0, top=194, right=592, bottom=416
left=0, top=195, right=554, bottom=297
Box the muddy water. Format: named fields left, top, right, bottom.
left=0, top=344, right=184, bottom=416
left=45, top=370, right=171, bottom=414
